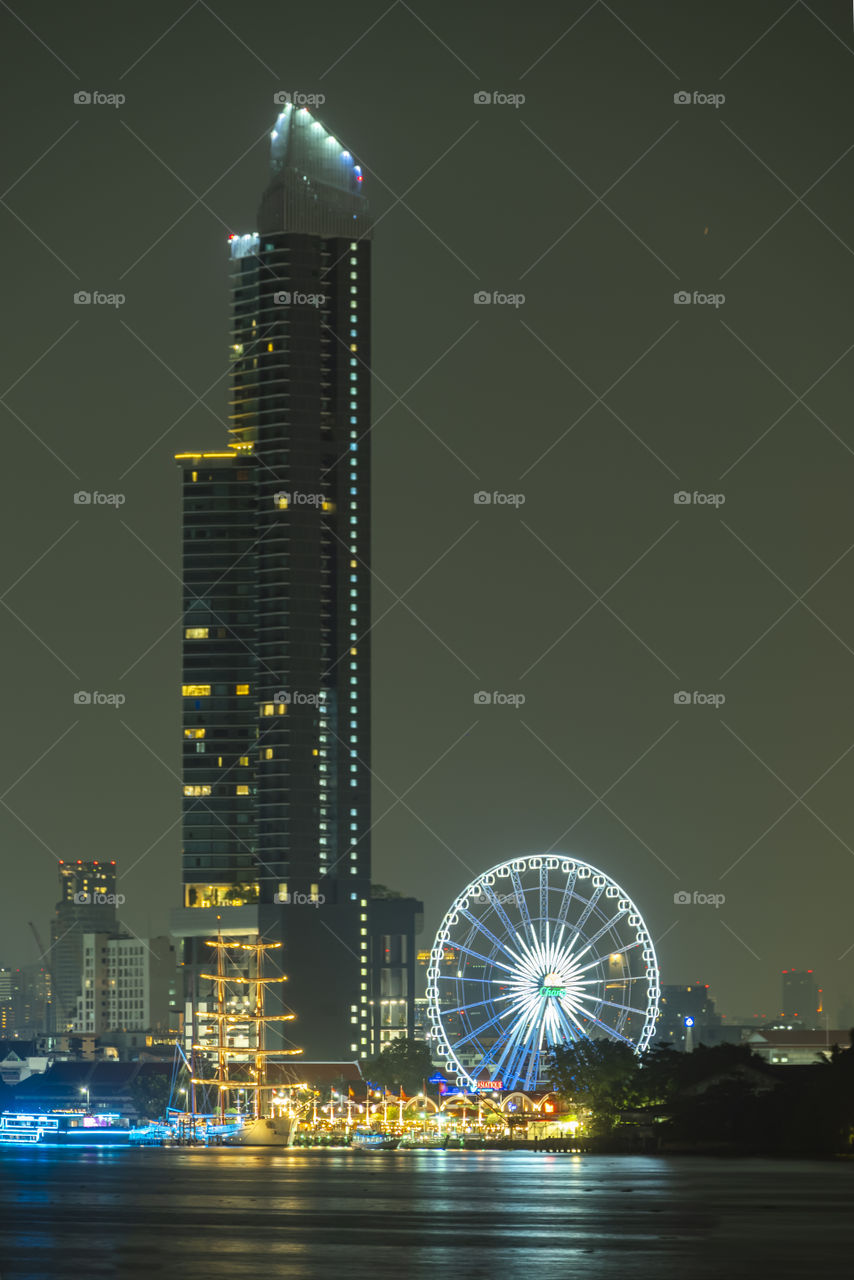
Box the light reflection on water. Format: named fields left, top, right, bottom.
left=0, top=1148, right=851, bottom=1280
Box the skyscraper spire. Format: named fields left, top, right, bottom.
left=259, top=102, right=370, bottom=237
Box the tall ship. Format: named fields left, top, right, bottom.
left=189, top=936, right=303, bottom=1145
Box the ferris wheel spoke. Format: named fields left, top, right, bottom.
left=574, top=938, right=643, bottom=976
left=443, top=942, right=515, bottom=974
left=457, top=909, right=522, bottom=966
left=539, top=862, right=548, bottom=945
left=573, top=907, right=630, bottom=960
left=469, top=1008, right=527, bottom=1078
left=441, top=996, right=507, bottom=1018
left=480, top=883, right=518, bottom=940
left=490, top=1006, right=537, bottom=1086
left=523, top=1022, right=546, bottom=1091
left=551, top=997, right=586, bottom=1045
left=554, top=863, right=579, bottom=935
left=509, top=867, right=537, bottom=943
left=572, top=993, right=645, bottom=1018
left=572, top=883, right=606, bottom=940
left=451, top=1003, right=515, bottom=1051
left=504, top=1017, right=541, bottom=1090
left=571, top=1004, right=637, bottom=1047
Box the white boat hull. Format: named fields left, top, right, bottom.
left=224, top=1117, right=294, bottom=1146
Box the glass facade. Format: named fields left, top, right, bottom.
left=174, top=105, right=373, bottom=1058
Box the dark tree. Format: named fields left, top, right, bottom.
left=361, top=1038, right=434, bottom=1094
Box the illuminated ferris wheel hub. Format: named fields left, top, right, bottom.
left=426, top=854, right=660, bottom=1092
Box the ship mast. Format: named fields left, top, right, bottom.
left=191, top=935, right=302, bottom=1123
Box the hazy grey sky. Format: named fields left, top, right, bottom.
left=1, top=0, right=853, bottom=1024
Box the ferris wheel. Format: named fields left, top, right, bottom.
left=426, top=854, right=660, bottom=1091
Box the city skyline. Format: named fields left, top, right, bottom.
left=1, top=0, right=854, bottom=1030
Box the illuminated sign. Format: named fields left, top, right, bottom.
left=541, top=986, right=565, bottom=997
left=684, top=1016, right=695, bottom=1027
left=475, top=1080, right=503, bottom=1091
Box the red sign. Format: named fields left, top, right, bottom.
left=475, top=1080, right=502, bottom=1090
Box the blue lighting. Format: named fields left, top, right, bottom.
left=684, top=1016, right=695, bottom=1027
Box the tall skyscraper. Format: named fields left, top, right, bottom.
left=172, top=103, right=372, bottom=1058
left=50, top=860, right=118, bottom=1031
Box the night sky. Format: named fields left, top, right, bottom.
left=1, top=0, right=853, bottom=1025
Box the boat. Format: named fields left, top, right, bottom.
left=397, top=1134, right=447, bottom=1150
left=222, top=1115, right=294, bottom=1146
left=187, top=936, right=303, bottom=1147
left=0, top=1110, right=132, bottom=1146
left=350, top=1130, right=400, bottom=1151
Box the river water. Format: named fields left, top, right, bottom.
left=0, top=1147, right=851, bottom=1279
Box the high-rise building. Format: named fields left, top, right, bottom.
left=50, top=860, right=118, bottom=1031
left=781, top=969, right=821, bottom=1027
left=0, top=966, right=14, bottom=1036
left=10, top=964, right=52, bottom=1039
left=74, top=934, right=176, bottom=1035
left=171, top=102, right=372, bottom=1059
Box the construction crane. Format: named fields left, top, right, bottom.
left=28, top=921, right=47, bottom=961
left=28, top=921, right=54, bottom=1037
